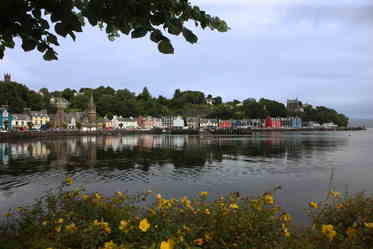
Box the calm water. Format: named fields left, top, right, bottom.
left=1, top=130, right=372, bottom=222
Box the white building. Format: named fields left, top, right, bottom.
left=123, top=117, right=138, bottom=129
left=172, top=116, right=185, bottom=129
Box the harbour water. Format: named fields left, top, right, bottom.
left=0, top=129, right=372, bottom=222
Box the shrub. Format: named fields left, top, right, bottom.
left=0, top=179, right=372, bottom=249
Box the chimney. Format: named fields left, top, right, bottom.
left=4, top=73, right=11, bottom=82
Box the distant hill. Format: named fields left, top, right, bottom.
left=349, top=119, right=373, bottom=128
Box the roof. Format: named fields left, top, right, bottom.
left=12, top=113, right=31, bottom=120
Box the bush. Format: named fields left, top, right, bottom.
left=0, top=179, right=372, bottom=249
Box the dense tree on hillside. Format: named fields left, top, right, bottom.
left=0, top=79, right=349, bottom=126
left=0, top=0, right=228, bottom=60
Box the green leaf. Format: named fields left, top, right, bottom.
left=43, top=49, right=58, bottom=61
left=168, top=24, right=182, bottom=35
left=68, top=31, right=76, bottom=41
left=182, top=28, right=198, bottom=44
left=131, top=28, right=147, bottom=39
left=21, top=39, right=36, bottom=51
left=47, top=34, right=59, bottom=45
left=32, top=9, right=41, bottom=19
left=55, top=22, right=67, bottom=37
left=0, top=47, right=4, bottom=59
left=4, top=38, right=15, bottom=48
left=150, top=30, right=162, bottom=43
left=37, top=43, right=48, bottom=53
left=158, top=40, right=174, bottom=54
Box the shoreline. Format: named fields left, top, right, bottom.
left=0, top=126, right=367, bottom=142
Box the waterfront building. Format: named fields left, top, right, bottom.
left=12, top=113, right=31, bottom=130
left=186, top=117, right=199, bottom=129
left=0, top=106, right=13, bottom=130
left=122, top=117, right=138, bottom=129
left=50, top=97, right=69, bottom=128
left=137, top=116, right=154, bottom=129
left=112, top=115, right=126, bottom=129
left=290, top=117, right=302, bottom=128
left=65, top=112, right=84, bottom=129
left=200, top=119, right=218, bottom=129
left=29, top=110, right=49, bottom=129
left=219, top=120, right=232, bottom=129
left=322, top=122, right=338, bottom=128
left=248, top=119, right=262, bottom=128
left=152, top=117, right=163, bottom=129
left=97, top=117, right=113, bottom=129
left=287, top=99, right=304, bottom=113
left=304, top=121, right=321, bottom=128
left=173, top=116, right=185, bottom=129
left=265, top=117, right=282, bottom=128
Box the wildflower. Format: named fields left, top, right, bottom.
left=321, top=224, right=337, bottom=241
left=82, top=194, right=90, bottom=200
left=330, top=190, right=341, bottom=198
left=229, top=203, right=239, bottom=209
left=115, top=192, right=124, bottom=198
left=65, top=223, right=78, bottom=232
left=3, top=212, right=13, bottom=217
left=156, top=194, right=162, bottom=200
left=55, top=226, right=62, bottom=233
left=309, top=201, right=319, bottom=209
left=364, top=222, right=373, bottom=228
left=102, top=241, right=117, bottom=249
left=119, top=220, right=129, bottom=232
left=203, top=209, right=211, bottom=215
left=346, top=227, right=357, bottom=239
left=336, top=203, right=344, bottom=209
left=65, top=177, right=73, bottom=185
left=280, top=213, right=292, bottom=222
left=42, top=220, right=48, bottom=226
left=251, top=199, right=262, bottom=210
left=263, top=193, right=274, bottom=205
left=199, top=192, right=208, bottom=197
left=139, top=218, right=150, bottom=232
left=194, top=238, right=204, bottom=246
left=57, top=218, right=64, bottom=224
left=281, top=224, right=291, bottom=237
left=160, top=239, right=175, bottom=249
left=204, top=233, right=213, bottom=241
left=94, top=193, right=102, bottom=200
left=93, top=220, right=111, bottom=234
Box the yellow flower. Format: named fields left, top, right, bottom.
left=203, top=209, right=211, bottom=215
left=364, top=222, right=373, bottom=228
left=229, top=203, right=239, bottom=209
left=309, top=201, right=319, bottom=209
left=3, top=212, right=13, bottom=217
left=204, top=233, right=213, bottom=241
left=251, top=199, right=262, bottom=210
left=115, top=192, right=124, bottom=198
left=102, top=241, right=117, bottom=249
left=119, top=220, right=129, bottom=232
left=94, top=193, right=102, bottom=200
left=82, top=194, right=90, bottom=200
left=139, top=218, right=150, bottom=232
left=281, top=224, right=291, bottom=237
left=321, top=224, right=337, bottom=241
left=194, top=238, right=204, bottom=246
left=93, top=220, right=112, bottom=234
left=57, top=218, right=64, bottom=224
left=280, top=213, right=292, bottom=222
left=330, top=190, right=341, bottom=198
left=65, top=177, right=73, bottom=185
left=42, top=220, right=48, bottom=226
left=55, top=226, right=62, bottom=233
left=160, top=239, right=175, bottom=249
left=346, top=227, right=357, bottom=239
left=199, top=192, right=208, bottom=197
left=65, top=223, right=78, bottom=232
left=263, top=193, right=274, bottom=205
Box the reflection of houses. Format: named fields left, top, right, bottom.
left=0, top=106, right=13, bottom=130
left=0, top=143, right=10, bottom=165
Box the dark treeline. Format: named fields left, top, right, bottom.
left=0, top=79, right=349, bottom=126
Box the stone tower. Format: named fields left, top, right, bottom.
left=54, top=97, right=67, bottom=128
left=4, top=73, right=11, bottom=82
left=87, top=94, right=96, bottom=124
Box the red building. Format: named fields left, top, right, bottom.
left=219, top=120, right=232, bottom=129
left=265, top=117, right=281, bottom=128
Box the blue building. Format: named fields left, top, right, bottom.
left=290, top=117, right=302, bottom=128
left=0, top=106, right=13, bottom=130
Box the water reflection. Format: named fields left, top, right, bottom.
left=0, top=133, right=348, bottom=189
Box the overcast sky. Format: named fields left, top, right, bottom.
left=1, top=0, right=372, bottom=119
